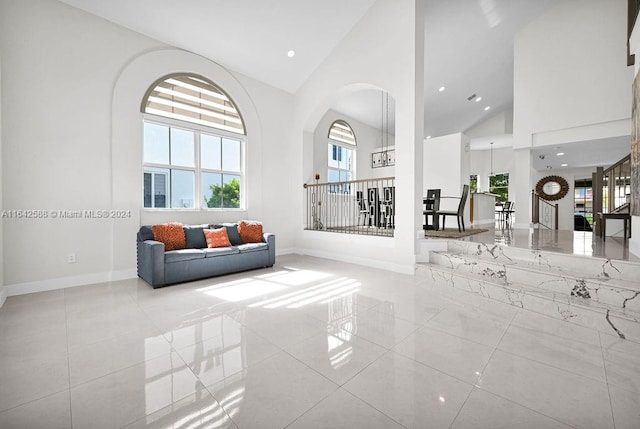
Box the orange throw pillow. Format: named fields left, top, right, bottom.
left=238, top=220, right=263, bottom=243
left=152, top=223, right=185, bottom=251
left=203, top=227, right=232, bottom=248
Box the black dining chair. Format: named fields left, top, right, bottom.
left=356, top=191, right=369, bottom=226
left=423, top=189, right=441, bottom=230
left=436, top=184, right=469, bottom=232
left=497, top=201, right=514, bottom=225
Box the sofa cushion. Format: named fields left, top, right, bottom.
left=165, top=249, right=205, bottom=263
left=203, top=247, right=240, bottom=257
left=204, top=227, right=232, bottom=248
left=237, top=242, right=269, bottom=253
left=238, top=220, right=263, bottom=243
left=213, top=223, right=244, bottom=246
left=138, top=225, right=155, bottom=242
left=184, top=224, right=208, bottom=249
left=152, top=223, right=186, bottom=251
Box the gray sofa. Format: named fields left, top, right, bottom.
left=137, top=223, right=275, bottom=288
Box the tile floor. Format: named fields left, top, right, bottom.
left=1, top=241, right=639, bottom=428
left=465, top=225, right=639, bottom=263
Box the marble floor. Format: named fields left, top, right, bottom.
left=1, top=241, right=639, bottom=428
left=464, top=224, right=639, bottom=263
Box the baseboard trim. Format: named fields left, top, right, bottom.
left=293, top=247, right=416, bottom=275
left=0, top=286, right=7, bottom=308
left=5, top=269, right=137, bottom=297
left=276, top=247, right=295, bottom=256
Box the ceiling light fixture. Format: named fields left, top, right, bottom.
left=556, top=152, right=565, bottom=156
left=475, top=96, right=482, bottom=102
left=438, top=86, right=446, bottom=92
left=467, top=93, right=477, bottom=101
left=287, top=50, right=295, bottom=58
left=426, top=135, right=432, bottom=139
left=484, top=106, right=491, bottom=111
left=561, top=163, right=568, bottom=167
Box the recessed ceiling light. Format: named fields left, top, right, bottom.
left=475, top=96, right=482, bottom=102
left=484, top=106, right=490, bottom=111
left=426, top=135, right=432, bottom=139
left=287, top=50, right=295, bottom=58
left=556, top=152, right=565, bottom=156
left=561, top=163, right=568, bottom=167
left=438, top=86, right=446, bottom=92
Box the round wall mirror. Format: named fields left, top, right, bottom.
left=535, top=175, right=569, bottom=201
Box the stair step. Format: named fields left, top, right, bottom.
left=429, top=251, right=640, bottom=313
left=417, top=262, right=640, bottom=341
left=446, top=240, right=640, bottom=284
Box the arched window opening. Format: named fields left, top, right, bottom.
left=328, top=120, right=356, bottom=191
left=141, top=73, right=245, bottom=209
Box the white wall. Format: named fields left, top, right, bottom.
left=0, top=0, right=162, bottom=290
left=0, top=48, right=4, bottom=307
left=294, top=0, right=424, bottom=274
left=1, top=0, right=297, bottom=294
left=423, top=133, right=470, bottom=228
left=465, top=108, right=513, bottom=138
left=513, top=0, right=633, bottom=225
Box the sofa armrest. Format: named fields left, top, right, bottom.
left=137, top=239, right=165, bottom=288
left=263, top=233, right=276, bottom=266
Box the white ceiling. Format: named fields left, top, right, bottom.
left=59, top=0, right=629, bottom=170
left=530, top=137, right=632, bottom=172
left=57, top=0, right=377, bottom=93
left=423, top=0, right=558, bottom=138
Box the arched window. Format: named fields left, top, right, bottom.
left=141, top=73, right=245, bottom=209
left=327, top=120, right=356, bottom=189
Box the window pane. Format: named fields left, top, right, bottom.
left=143, top=168, right=169, bottom=208
left=489, top=173, right=509, bottom=203
left=143, top=123, right=169, bottom=164
left=202, top=172, right=222, bottom=208
left=328, top=169, right=339, bottom=183
left=154, top=173, right=168, bottom=208
left=339, top=147, right=350, bottom=170
left=201, top=134, right=222, bottom=170
left=222, top=138, right=241, bottom=172
left=171, top=169, right=194, bottom=208
left=144, top=173, right=152, bottom=208
left=170, top=128, right=194, bottom=167
left=222, top=174, right=241, bottom=208
left=328, top=144, right=339, bottom=168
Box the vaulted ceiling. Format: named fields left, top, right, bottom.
left=59, top=0, right=629, bottom=169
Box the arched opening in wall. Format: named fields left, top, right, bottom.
left=305, top=89, right=397, bottom=236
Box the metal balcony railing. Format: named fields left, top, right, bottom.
left=304, top=177, right=395, bottom=237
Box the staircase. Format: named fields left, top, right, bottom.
left=417, top=240, right=640, bottom=341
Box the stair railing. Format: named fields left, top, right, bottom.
left=531, top=190, right=559, bottom=230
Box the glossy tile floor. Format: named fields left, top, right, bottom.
left=1, top=251, right=639, bottom=428
left=465, top=224, right=640, bottom=262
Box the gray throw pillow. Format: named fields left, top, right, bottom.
left=184, top=224, right=208, bottom=249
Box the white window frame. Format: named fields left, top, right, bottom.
left=143, top=114, right=246, bottom=211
